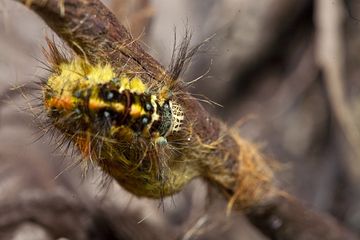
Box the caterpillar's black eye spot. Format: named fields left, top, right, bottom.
left=142, top=116, right=149, bottom=125
left=103, top=110, right=111, bottom=118
left=99, top=85, right=121, bottom=102
left=74, top=108, right=81, bottom=115
left=131, top=115, right=151, bottom=133
left=163, top=102, right=170, bottom=109
left=97, top=109, right=119, bottom=125
left=106, top=92, right=114, bottom=101
left=140, top=95, right=154, bottom=113
left=145, top=102, right=153, bottom=112
left=74, top=90, right=82, bottom=98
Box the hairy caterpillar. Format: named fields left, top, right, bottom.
left=41, top=39, right=201, bottom=198
left=38, top=33, right=273, bottom=209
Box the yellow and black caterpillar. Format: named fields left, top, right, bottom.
left=38, top=33, right=273, bottom=209
left=44, top=58, right=184, bottom=149
left=41, top=41, right=200, bottom=198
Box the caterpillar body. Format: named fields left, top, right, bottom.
left=41, top=50, right=198, bottom=198
left=44, top=58, right=184, bottom=145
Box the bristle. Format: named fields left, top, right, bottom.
left=168, top=27, right=210, bottom=89
left=42, top=37, right=70, bottom=72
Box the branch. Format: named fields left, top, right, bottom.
left=16, top=0, right=165, bottom=84
left=0, top=189, right=164, bottom=239
left=11, top=0, right=359, bottom=239
left=315, top=0, right=360, bottom=184
left=247, top=195, right=358, bottom=240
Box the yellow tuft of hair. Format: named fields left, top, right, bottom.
left=119, top=75, right=130, bottom=90
left=86, top=63, right=115, bottom=84
left=129, top=77, right=146, bottom=94
left=47, top=58, right=116, bottom=97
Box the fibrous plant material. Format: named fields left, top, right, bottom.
left=11, top=0, right=360, bottom=239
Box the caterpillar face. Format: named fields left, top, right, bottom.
left=43, top=58, right=184, bottom=152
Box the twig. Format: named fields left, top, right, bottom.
left=315, top=0, right=360, bottom=184
left=247, top=195, right=358, bottom=240
left=0, top=189, right=165, bottom=240
left=11, top=0, right=359, bottom=239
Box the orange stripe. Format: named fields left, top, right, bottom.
left=75, top=134, right=90, bottom=157
left=45, top=97, right=74, bottom=110
left=89, top=99, right=107, bottom=110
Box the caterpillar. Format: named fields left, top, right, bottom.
left=40, top=40, right=199, bottom=198
left=37, top=34, right=273, bottom=212
left=11, top=0, right=275, bottom=223
left=44, top=57, right=184, bottom=148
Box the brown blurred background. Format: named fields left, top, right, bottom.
left=0, top=0, right=360, bottom=239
